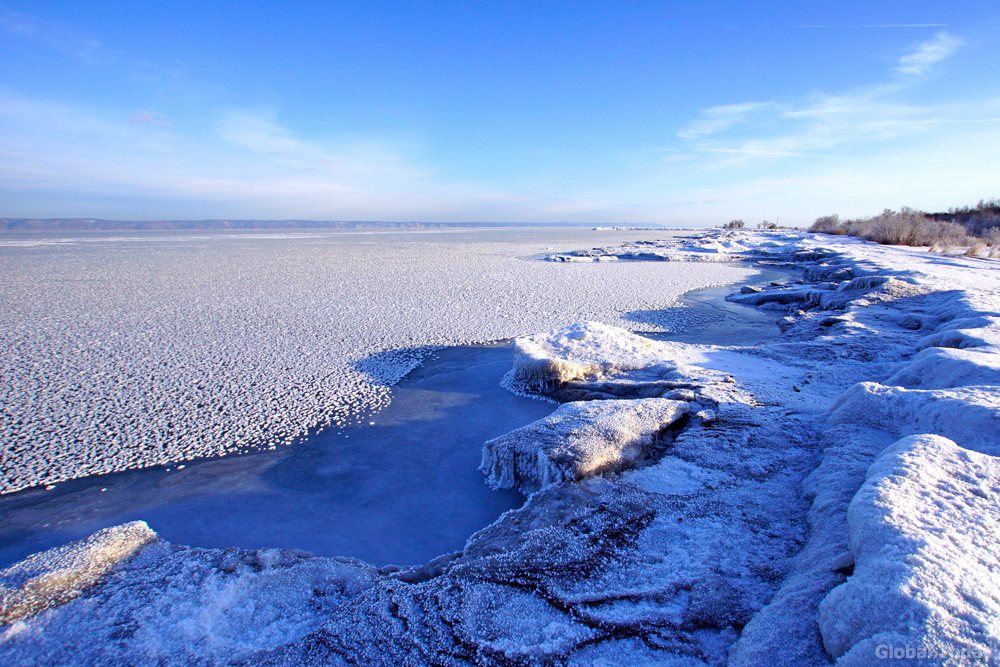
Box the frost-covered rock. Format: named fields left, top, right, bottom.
left=819, top=434, right=1000, bottom=665
left=481, top=398, right=689, bottom=493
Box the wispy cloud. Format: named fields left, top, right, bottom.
left=677, top=102, right=774, bottom=139
left=0, top=93, right=530, bottom=220
left=0, top=11, right=34, bottom=35
left=698, top=147, right=842, bottom=159
left=216, top=108, right=434, bottom=186
left=677, top=30, right=972, bottom=164
left=624, top=27, right=1000, bottom=222
left=1, top=10, right=107, bottom=63
left=896, top=31, right=964, bottom=77
left=132, top=111, right=173, bottom=128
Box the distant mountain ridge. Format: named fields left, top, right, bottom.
left=1, top=219, right=610, bottom=232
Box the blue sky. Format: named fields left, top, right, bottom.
left=1, top=1, right=998, bottom=225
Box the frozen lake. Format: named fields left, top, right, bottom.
left=0, top=228, right=770, bottom=567
left=0, top=343, right=554, bottom=567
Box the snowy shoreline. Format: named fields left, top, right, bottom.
left=3, top=230, right=1000, bottom=665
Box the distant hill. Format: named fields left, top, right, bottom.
left=1, top=219, right=618, bottom=232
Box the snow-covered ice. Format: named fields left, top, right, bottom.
left=481, top=398, right=689, bottom=493
left=0, top=229, right=753, bottom=493
left=3, top=228, right=1000, bottom=666
left=505, top=320, right=724, bottom=401
left=0, top=343, right=552, bottom=569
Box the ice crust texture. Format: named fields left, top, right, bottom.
left=0, top=231, right=751, bottom=493
left=4, top=229, right=1000, bottom=665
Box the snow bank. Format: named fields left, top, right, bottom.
left=917, top=316, right=1000, bottom=350
left=480, top=398, right=689, bottom=493
left=0, top=522, right=157, bottom=624
left=829, top=381, right=1000, bottom=455
left=885, top=346, right=1000, bottom=389
left=819, top=434, right=1000, bottom=665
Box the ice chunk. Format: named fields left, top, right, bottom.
left=509, top=322, right=675, bottom=387
left=506, top=321, right=717, bottom=399
left=0, top=521, right=157, bottom=624
left=818, top=434, right=1000, bottom=664
left=481, top=398, right=689, bottom=493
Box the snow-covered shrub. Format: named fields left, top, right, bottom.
left=809, top=208, right=973, bottom=247
left=808, top=215, right=843, bottom=234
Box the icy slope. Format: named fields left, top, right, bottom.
left=0, top=522, right=156, bottom=625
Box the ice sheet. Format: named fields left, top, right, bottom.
left=0, top=229, right=755, bottom=493
left=0, top=345, right=553, bottom=568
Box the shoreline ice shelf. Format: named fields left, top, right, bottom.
left=4, top=230, right=1000, bottom=665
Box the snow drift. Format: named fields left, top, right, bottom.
left=819, top=434, right=1000, bottom=665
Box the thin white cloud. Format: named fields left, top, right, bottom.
left=677, top=102, right=774, bottom=139
left=0, top=93, right=533, bottom=220
left=1, top=11, right=107, bottom=63
left=698, top=147, right=843, bottom=159
left=896, top=31, right=964, bottom=77
left=676, top=30, right=975, bottom=164
left=0, top=11, right=35, bottom=35
left=215, top=108, right=435, bottom=185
